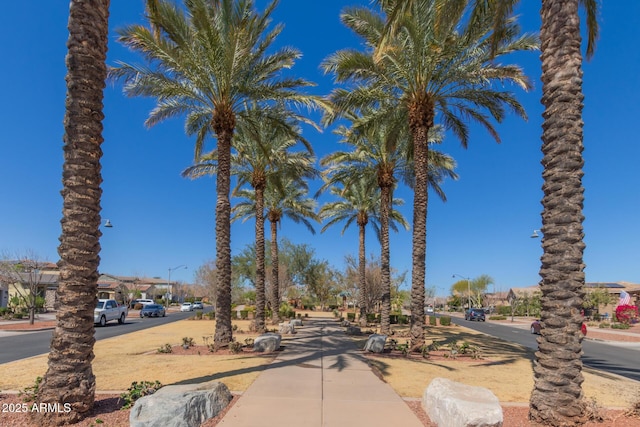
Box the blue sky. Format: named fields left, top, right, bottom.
left=1, top=1, right=639, bottom=296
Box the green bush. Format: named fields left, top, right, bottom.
left=120, top=381, right=163, bottom=409
left=398, top=315, right=408, bottom=325
left=206, top=311, right=215, bottom=320
left=0, top=307, right=8, bottom=316
left=429, top=315, right=437, bottom=326
left=14, top=313, right=23, bottom=319
left=598, top=322, right=610, bottom=328
left=194, top=311, right=203, bottom=320
left=439, top=316, right=452, bottom=326
left=347, top=312, right=356, bottom=322
left=611, top=323, right=631, bottom=330
left=366, top=313, right=377, bottom=323
left=240, top=310, right=249, bottom=320
left=489, top=315, right=507, bottom=320
left=389, top=315, right=398, bottom=324
left=496, top=305, right=511, bottom=316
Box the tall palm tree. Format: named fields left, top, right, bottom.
left=183, top=106, right=317, bottom=332
left=382, top=1, right=598, bottom=422
left=110, top=0, right=316, bottom=348
left=322, top=121, right=455, bottom=333
left=234, top=176, right=319, bottom=323
left=320, top=179, right=378, bottom=325
left=322, top=0, right=535, bottom=349
left=35, top=1, right=110, bottom=424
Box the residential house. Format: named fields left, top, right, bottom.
left=506, top=282, right=640, bottom=319
left=0, top=261, right=60, bottom=310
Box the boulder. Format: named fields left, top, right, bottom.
left=290, top=318, right=303, bottom=327
left=279, top=322, right=296, bottom=334
left=253, top=332, right=282, bottom=353
left=130, top=380, right=232, bottom=427
left=422, top=378, right=502, bottom=427
left=345, top=326, right=362, bottom=336
left=363, top=334, right=387, bottom=353
left=340, top=320, right=351, bottom=327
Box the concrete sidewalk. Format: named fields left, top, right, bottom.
left=218, top=317, right=423, bottom=427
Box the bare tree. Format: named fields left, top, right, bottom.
left=0, top=252, right=53, bottom=324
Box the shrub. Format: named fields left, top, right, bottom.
left=240, top=310, right=249, bottom=320
left=489, top=315, right=507, bottom=320
left=428, top=316, right=437, bottom=326
left=229, top=341, right=243, bottom=354
left=439, top=316, right=452, bottom=326
left=366, top=313, right=377, bottom=323
left=19, top=376, right=42, bottom=402
left=134, top=303, right=144, bottom=310
left=615, top=305, right=638, bottom=325
left=611, top=323, right=631, bottom=330
left=157, top=344, right=172, bottom=353
left=0, top=307, right=7, bottom=316
left=182, top=337, right=195, bottom=348
left=598, top=322, right=610, bottom=328
left=120, top=381, right=163, bottom=410
left=194, top=311, right=203, bottom=320
left=347, top=312, right=356, bottom=321
left=398, top=315, right=408, bottom=325
left=206, top=311, right=215, bottom=320
left=389, top=315, right=398, bottom=324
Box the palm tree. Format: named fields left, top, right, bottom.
left=320, top=179, right=378, bottom=325
left=183, top=106, right=317, bottom=333
left=322, top=0, right=535, bottom=349
left=234, top=176, right=319, bottom=323
left=35, top=1, right=110, bottom=424
left=381, top=1, right=598, bottom=421
left=322, top=121, right=455, bottom=333
left=110, top=0, right=316, bottom=348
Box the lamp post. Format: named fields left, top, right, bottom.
left=167, top=264, right=187, bottom=308
left=530, top=229, right=541, bottom=238
left=453, top=273, right=472, bottom=310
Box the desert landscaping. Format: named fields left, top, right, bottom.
left=2, top=310, right=640, bottom=426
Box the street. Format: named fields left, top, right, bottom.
left=452, top=317, right=640, bottom=382
left=0, top=309, right=208, bottom=364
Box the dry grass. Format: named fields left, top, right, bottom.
left=0, top=318, right=274, bottom=392
left=354, top=323, right=640, bottom=407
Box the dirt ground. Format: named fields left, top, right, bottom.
left=1, top=311, right=640, bottom=426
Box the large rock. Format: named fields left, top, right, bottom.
left=423, top=378, right=502, bottom=427
left=130, top=380, right=232, bottom=427
left=363, top=334, right=387, bottom=353
left=279, top=322, right=296, bottom=334
left=290, top=318, right=303, bottom=327
left=254, top=332, right=282, bottom=352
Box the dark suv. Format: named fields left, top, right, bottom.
left=465, top=308, right=486, bottom=322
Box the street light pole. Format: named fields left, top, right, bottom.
left=167, top=264, right=187, bottom=308
left=453, top=273, right=472, bottom=310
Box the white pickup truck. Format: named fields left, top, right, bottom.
left=94, top=299, right=128, bottom=326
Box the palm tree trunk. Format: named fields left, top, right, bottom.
left=379, top=184, right=392, bottom=335
left=529, top=0, right=587, bottom=424
left=213, top=108, right=235, bottom=349
left=408, top=94, right=434, bottom=352
left=358, top=221, right=368, bottom=326
left=36, top=1, right=110, bottom=424
left=270, top=218, right=280, bottom=324
left=252, top=185, right=266, bottom=333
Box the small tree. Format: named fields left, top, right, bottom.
left=0, top=254, right=51, bottom=325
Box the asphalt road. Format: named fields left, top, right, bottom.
left=452, top=317, right=640, bottom=382
left=0, top=308, right=211, bottom=364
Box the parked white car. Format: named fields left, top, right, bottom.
left=180, top=302, right=194, bottom=312
left=94, top=299, right=128, bottom=326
